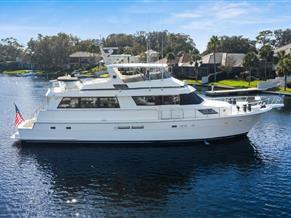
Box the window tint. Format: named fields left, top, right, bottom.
left=133, top=92, right=203, bottom=106
left=80, top=97, right=98, bottom=108
left=133, top=95, right=180, bottom=106
left=58, top=97, right=119, bottom=108
left=180, top=92, right=204, bottom=105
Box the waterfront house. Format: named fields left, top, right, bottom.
left=69, top=51, right=101, bottom=69
left=274, top=43, right=291, bottom=56
left=201, top=53, right=245, bottom=74
left=145, top=49, right=159, bottom=62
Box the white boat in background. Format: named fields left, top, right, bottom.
left=12, top=63, right=283, bottom=144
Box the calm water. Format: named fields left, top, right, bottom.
left=0, top=75, right=291, bottom=217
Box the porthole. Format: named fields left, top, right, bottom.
left=50, top=126, right=56, bottom=130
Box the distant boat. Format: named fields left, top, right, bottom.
left=18, top=71, right=38, bottom=78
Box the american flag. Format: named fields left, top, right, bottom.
left=15, top=104, right=24, bottom=127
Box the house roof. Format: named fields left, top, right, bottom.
left=274, top=43, right=291, bottom=55
left=201, top=52, right=245, bottom=67
left=178, top=54, right=193, bottom=67
left=69, top=51, right=99, bottom=58
left=156, top=57, right=168, bottom=64
left=145, top=49, right=159, bottom=55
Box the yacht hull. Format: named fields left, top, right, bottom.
left=14, top=112, right=262, bottom=144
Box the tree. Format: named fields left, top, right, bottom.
left=74, top=39, right=100, bottom=53
left=0, top=38, right=23, bottom=62
left=209, top=35, right=219, bottom=82
left=256, top=30, right=276, bottom=80
left=26, top=33, right=78, bottom=70
left=243, top=52, right=259, bottom=85
left=192, top=54, right=201, bottom=79
left=103, top=31, right=199, bottom=57
left=276, top=51, right=291, bottom=91
left=256, top=30, right=275, bottom=47
left=258, top=44, right=274, bottom=79
left=166, top=52, right=176, bottom=64
left=274, top=29, right=291, bottom=48
left=204, top=35, right=256, bottom=54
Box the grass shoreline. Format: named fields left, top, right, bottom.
left=185, top=79, right=291, bottom=94
left=0, top=69, right=46, bottom=75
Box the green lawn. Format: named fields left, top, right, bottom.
left=183, top=79, right=202, bottom=85
left=270, top=87, right=291, bottom=94
left=99, top=73, right=109, bottom=78
left=210, top=80, right=261, bottom=88
left=183, top=79, right=259, bottom=88
left=1, top=69, right=45, bottom=75
left=1, top=69, right=30, bottom=75
left=87, top=66, right=107, bottom=74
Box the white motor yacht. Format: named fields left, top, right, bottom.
left=12, top=63, right=283, bottom=143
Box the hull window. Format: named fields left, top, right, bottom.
left=58, top=97, right=120, bottom=108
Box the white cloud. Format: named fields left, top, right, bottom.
left=172, top=1, right=254, bottom=23
left=174, top=12, right=201, bottom=19
left=165, top=1, right=291, bottom=51
left=168, top=1, right=291, bottom=32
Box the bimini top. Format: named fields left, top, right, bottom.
left=108, top=63, right=168, bottom=69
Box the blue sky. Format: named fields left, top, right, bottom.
left=0, top=0, right=290, bottom=52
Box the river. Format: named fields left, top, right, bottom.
left=0, top=75, right=290, bottom=217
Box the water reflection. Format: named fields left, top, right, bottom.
left=2, top=76, right=290, bottom=216
left=15, top=139, right=260, bottom=215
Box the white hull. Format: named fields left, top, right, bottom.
left=14, top=112, right=263, bottom=143
left=12, top=63, right=283, bottom=144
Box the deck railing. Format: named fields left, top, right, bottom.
left=207, top=95, right=283, bottom=107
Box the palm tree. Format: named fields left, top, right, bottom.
left=276, top=51, right=291, bottom=91
left=259, top=44, right=274, bottom=80
left=243, top=52, right=259, bottom=86
left=192, top=54, right=201, bottom=79
left=209, top=36, right=219, bottom=82
left=166, top=52, right=176, bottom=65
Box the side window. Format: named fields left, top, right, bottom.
left=162, top=96, right=180, bottom=105
left=80, top=97, right=98, bottom=108
left=58, top=97, right=120, bottom=108
left=133, top=96, right=156, bottom=106
left=133, top=95, right=180, bottom=106
left=99, top=97, right=119, bottom=108
left=58, top=97, right=80, bottom=108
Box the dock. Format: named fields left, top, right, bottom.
left=205, top=88, right=260, bottom=97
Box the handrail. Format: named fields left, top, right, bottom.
left=207, top=95, right=283, bottom=107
